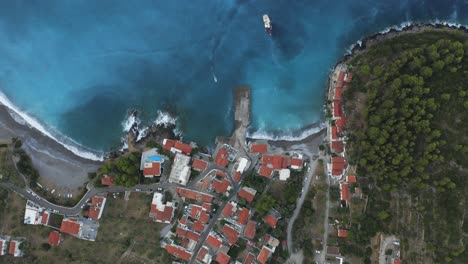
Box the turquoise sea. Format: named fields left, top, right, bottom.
left=0, top=0, right=467, bottom=159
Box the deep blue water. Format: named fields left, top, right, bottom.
left=0, top=0, right=467, bottom=156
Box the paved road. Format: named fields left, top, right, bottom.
left=318, top=156, right=331, bottom=264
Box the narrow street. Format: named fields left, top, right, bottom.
left=318, top=158, right=331, bottom=264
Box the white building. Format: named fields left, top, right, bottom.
left=0, top=236, right=8, bottom=256
left=168, top=153, right=191, bottom=185
left=9, top=239, right=23, bottom=257
left=24, top=200, right=49, bottom=225
left=149, top=192, right=175, bottom=223
left=279, top=169, right=291, bottom=181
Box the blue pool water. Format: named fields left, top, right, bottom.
left=0, top=0, right=467, bottom=159
left=148, top=156, right=163, bottom=162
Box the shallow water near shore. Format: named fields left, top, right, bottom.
left=0, top=0, right=467, bottom=157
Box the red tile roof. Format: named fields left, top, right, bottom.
left=346, top=175, right=357, bottom=183
left=333, top=101, right=342, bottom=118
left=244, top=220, right=256, bottom=239
left=221, top=224, right=239, bottom=245
left=202, top=202, right=212, bottom=211
left=165, top=244, right=192, bottom=261
left=393, top=258, right=402, bottom=264
left=163, top=139, right=175, bottom=151
left=222, top=202, right=236, bottom=218
left=244, top=253, right=256, bottom=264
left=332, top=156, right=347, bottom=176
left=189, top=205, right=210, bottom=224
left=192, top=159, right=208, bottom=171
left=60, top=218, right=81, bottom=235
left=48, top=231, right=62, bottom=246
left=264, top=214, right=279, bottom=229
left=212, top=178, right=230, bottom=193
left=176, top=187, right=214, bottom=203
left=101, top=175, right=114, bottom=186
left=216, top=252, right=231, bottom=264
left=150, top=204, right=174, bottom=222
left=206, top=234, right=222, bottom=249
left=237, top=208, right=250, bottom=225
left=290, top=158, right=303, bottom=168
left=215, top=148, right=229, bottom=168
left=330, top=141, right=344, bottom=154
left=340, top=183, right=350, bottom=202
left=258, top=165, right=274, bottom=178
left=197, top=247, right=209, bottom=261
left=262, top=155, right=289, bottom=170
left=179, top=216, right=188, bottom=225
left=336, top=116, right=346, bottom=132
left=143, top=161, right=161, bottom=177
left=251, top=144, right=268, bottom=153
left=338, top=229, right=349, bottom=238
left=216, top=170, right=227, bottom=177
left=233, top=171, right=241, bottom=183
left=0, top=241, right=3, bottom=255
left=176, top=226, right=200, bottom=241
left=174, top=141, right=192, bottom=155
left=238, top=187, right=256, bottom=203
left=331, top=125, right=338, bottom=140
left=336, top=71, right=345, bottom=88
left=8, top=241, right=16, bottom=255
left=334, top=87, right=342, bottom=100
left=257, top=246, right=272, bottom=264
left=192, top=221, right=205, bottom=233
left=88, top=196, right=105, bottom=220
left=41, top=211, right=49, bottom=225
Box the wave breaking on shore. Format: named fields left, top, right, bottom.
left=247, top=121, right=326, bottom=142
left=0, top=91, right=104, bottom=161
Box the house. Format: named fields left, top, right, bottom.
left=340, top=183, right=350, bottom=206
left=244, top=253, right=256, bottom=264
left=235, top=157, right=250, bottom=174
left=165, top=244, right=192, bottom=261
left=344, top=72, right=353, bottom=83
left=279, top=169, right=291, bottom=181
left=215, top=148, right=229, bottom=168
left=337, top=229, right=349, bottom=238
left=244, top=220, right=256, bottom=239
left=176, top=226, right=200, bottom=242
left=8, top=239, right=23, bottom=257
left=192, top=158, right=208, bottom=172
left=331, top=156, right=348, bottom=176
left=251, top=143, right=268, bottom=153
left=23, top=200, right=50, bottom=225
left=326, top=246, right=340, bottom=256
left=168, top=153, right=191, bottom=185
left=393, top=258, right=402, bottom=264
left=87, top=195, right=107, bottom=221
left=221, top=224, right=239, bottom=245
left=216, top=252, right=231, bottom=264
left=258, top=165, right=274, bottom=178
left=333, top=101, right=342, bottom=119
left=290, top=158, right=303, bottom=170
left=334, top=86, right=342, bottom=100
left=238, top=187, right=257, bottom=203
left=346, top=175, right=357, bottom=183
left=237, top=208, right=250, bottom=225
left=0, top=237, right=8, bottom=256
left=336, top=116, right=346, bottom=133
left=188, top=205, right=210, bottom=224
left=212, top=178, right=231, bottom=194
left=258, top=154, right=290, bottom=178
left=163, top=139, right=193, bottom=155
left=192, top=221, right=206, bottom=233
left=60, top=217, right=99, bottom=241
left=336, top=71, right=345, bottom=89
left=257, top=246, right=273, bottom=264
left=48, top=231, right=63, bottom=246
left=222, top=201, right=237, bottom=218
left=264, top=209, right=281, bottom=229
left=140, top=148, right=164, bottom=178
left=196, top=246, right=212, bottom=264
left=206, top=232, right=223, bottom=249
left=176, top=187, right=214, bottom=203
left=233, top=171, right=241, bottom=183
left=101, top=174, right=114, bottom=186
left=149, top=192, right=175, bottom=223
left=330, top=141, right=345, bottom=154
left=331, top=125, right=339, bottom=141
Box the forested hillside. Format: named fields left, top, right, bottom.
left=345, top=29, right=468, bottom=263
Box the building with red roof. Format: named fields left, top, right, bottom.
left=192, top=159, right=208, bottom=171
left=216, top=252, right=231, bottom=264
left=290, top=158, right=303, bottom=170
left=221, top=224, right=239, bottom=245
left=212, top=178, right=231, bottom=194
left=262, top=155, right=289, bottom=170
left=333, top=101, right=342, bottom=119
left=338, top=229, right=349, bottom=238
left=48, top=231, right=62, bottom=246
left=264, top=209, right=281, bottom=229
left=244, top=253, right=256, bottom=264
left=330, top=141, right=345, bottom=154
left=222, top=201, right=237, bottom=218
left=8, top=239, right=23, bottom=257
left=238, top=187, right=256, bottom=203
left=237, top=207, right=250, bottom=225
left=202, top=202, right=212, bottom=211
left=258, top=165, right=274, bottom=178
left=176, top=226, right=200, bottom=241
left=334, top=87, right=342, bottom=100
left=189, top=205, right=210, bottom=224
left=257, top=246, right=273, bottom=264
left=60, top=218, right=81, bottom=236
left=24, top=200, right=50, bottom=225
left=206, top=233, right=223, bottom=249
left=192, top=221, right=205, bottom=233
left=331, top=156, right=348, bottom=176
left=101, top=175, right=114, bottom=186
left=336, top=71, right=345, bottom=88
left=143, top=161, right=161, bottom=177
left=393, top=258, right=402, bottom=264
left=346, top=175, right=357, bottom=183
left=233, top=171, right=241, bottom=183
left=336, top=116, right=346, bottom=133
left=331, top=125, right=339, bottom=140
left=88, top=195, right=107, bottom=221
left=251, top=143, right=268, bottom=153
left=165, top=244, right=192, bottom=261
left=176, top=187, right=214, bottom=203
left=196, top=246, right=212, bottom=263
left=344, top=72, right=353, bottom=83
left=340, top=183, right=350, bottom=205
left=244, top=220, right=256, bottom=239
left=149, top=192, right=175, bottom=223
left=215, top=148, right=229, bottom=168
left=163, top=139, right=192, bottom=155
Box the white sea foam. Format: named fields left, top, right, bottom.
left=212, top=72, right=218, bottom=83
left=248, top=122, right=326, bottom=141
left=136, top=127, right=148, bottom=142
left=154, top=110, right=177, bottom=127
left=0, top=91, right=104, bottom=161
left=121, top=113, right=141, bottom=133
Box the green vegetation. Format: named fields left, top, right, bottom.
left=345, top=29, right=468, bottom=262
left=254, top=194, right=276, bottom=214
left=99, top=152, right=142, bottom=187
left=241, top=172, right=269, bottom=193
left=13, top=148, right=39, bottom=187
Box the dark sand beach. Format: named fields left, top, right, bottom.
left=0, top=105, right=101, bottom=191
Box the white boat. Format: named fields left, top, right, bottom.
left=263, top=14, right=272, bottom=35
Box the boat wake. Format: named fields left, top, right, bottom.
left=0, top=91, right=104, bottom=161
